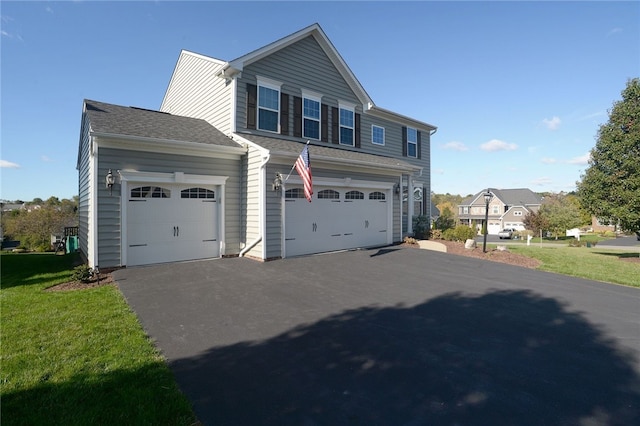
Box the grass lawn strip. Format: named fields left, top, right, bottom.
left=509, top=245, right=640, bottom=288
left=0, top=253, right=197, bottom=426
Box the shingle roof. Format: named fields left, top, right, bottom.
left=235, top=133, right=422, bottom=172
left=460, top=188, right=542, bottom=206
left=84, top=99, right=242, bottom=148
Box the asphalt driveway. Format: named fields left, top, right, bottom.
left=114, top=246, right=640, bottom=425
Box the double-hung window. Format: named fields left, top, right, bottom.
left=302, top=90, right=321, bottom=140
left=407, top=127, right=418, bottom=158
left=339, top=102, right=355, bottom=146
left=372, top=125, right=385, bottom=145
left=257, top=77, right=281, bottom=133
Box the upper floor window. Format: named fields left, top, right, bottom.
left=462, top=206, right=469, bottom=214
left=257, top=77, right=281, bottom=133
left=303, top=91, right=321, bottom=140
left=492, top=205, right=499, bottom=214
left=372, top=125, right=385, bottom=145
left=339, top=103, right=355, bottom=146
left=514, top=211, right=523, bottom=216
left=407, top=127, right=418, bottom=158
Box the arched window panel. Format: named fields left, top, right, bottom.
left=285, top=188, right=305, bottom=199
left=181, top=187, right=215, bottom=199
left=131, top=186, right=170, bottom=198
left=317, top=189, right=340, bottom=199
left=369, top=191, right=386, bottom=200
left=345, top=190, right=364, bottom=200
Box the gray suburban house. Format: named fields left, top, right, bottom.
left=77, top=23, right=436, bottom=268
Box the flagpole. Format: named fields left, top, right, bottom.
left=284, top=140, right=310, bottom=182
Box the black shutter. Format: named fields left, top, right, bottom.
left=402, top=126, right=407, bottom=157
left=321, top=104, right=328, bottom=142
left=246, top=83, right=257, bottom=130
left=331, top=107, right=339, bottom=144
left=417, top=130, right=422, bottom=159
left=280, top=93, right=289, bottom=135
left=355, top=113, right=361, bottom=148
left=293, top=96, right=302, bottom=138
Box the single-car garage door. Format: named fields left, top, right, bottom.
left=126, top=185, right=219, bottom=266
left=284, top=186, right=391, bottom=257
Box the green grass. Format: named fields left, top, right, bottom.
left=0, top=253, right=197, bottom=426
left=508, top=245, right=640, bottom=287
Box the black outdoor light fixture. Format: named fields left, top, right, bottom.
left=105, top=169, right=115, bottom=196
left=483, top=189, right=494, bottom=253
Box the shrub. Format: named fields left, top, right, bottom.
left=442, top=228, right=456, bottom=241
left=71, top=264, right=94, bottom=283
left=454, top=225, right=476, bottom=242
left=429, top=229, right=443, bottom=240
left=403, top=236, right=418, bottom=245
left=412, top=215, right=430, bottom=239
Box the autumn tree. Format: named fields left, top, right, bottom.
left=539, top=193, right=583, bottom=239
left=577, top=78, right=640, bottom=233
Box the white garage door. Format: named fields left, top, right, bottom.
left=488, top=221, right=502, bottom=235
left=284, top=186, right=390, bottom=257
left=126, top=185, right=219, bottom=266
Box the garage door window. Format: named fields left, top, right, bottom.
left=369, top=191, right=386, bottom=200
left=181, top=187, right=215, bottom=199
left=345, top=190, right=364, bottom=200
left=318, top=189, right=339, bottom=199
left=285, top=188, right=305, bottom=199
left=130, top=186, right=171, bottom=198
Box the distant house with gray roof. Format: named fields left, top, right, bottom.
left=457, top=188, right=542, bottom=235
left=76, top=23, right=437, bottom=268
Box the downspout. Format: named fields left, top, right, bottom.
left=240, top=153, right=270, bottom=257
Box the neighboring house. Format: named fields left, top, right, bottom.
left=591, top=217, right=617, bottom=233
left=77, top=23, right=437, bottom=268
left=457, top=188, right=542, bottom=235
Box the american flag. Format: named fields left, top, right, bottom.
left=295, top=144, right=313, bottom=202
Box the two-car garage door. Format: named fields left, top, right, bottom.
left=126, top=185, right=219, bottom=266
left=284, top=186, right=391, bottom=257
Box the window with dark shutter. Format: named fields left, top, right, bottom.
left=331, top=107, right=339, bottom=144
left=293, top=96, right=302, bottom=138
left=321, top=104, right=328, bottom=142
left=280, top=93, right=289, bottom=135
left=246, top=84, right=257, bottom=130
left=402, top=126, right=407, bottom=157
left=355, top=113, right=361, bottom=148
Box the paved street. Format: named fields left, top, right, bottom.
left=114, top=247, right=640, bottom=425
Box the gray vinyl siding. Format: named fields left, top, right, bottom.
left=96, top=147, right=242, bottom=267
left=235, top=35, right=431, bottom=173
left=263, top=163, right=403, bottom=259
left=161, top=52, right=232, bottom=134
left=77, top=113, right=91, bottom=262
left=241, top=146, right=264, bottom=258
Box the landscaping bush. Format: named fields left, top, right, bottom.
left=442, top=225, right=476, bottom=242
left=403, top=236, right=418, bottom=245
left=429, top=229, right=443, bottom=240
left=71, top=264, right=94, bottom=283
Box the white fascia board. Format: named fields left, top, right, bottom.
left=228, top=134, right=271, bottom=157
left=91, top=132, right=246, bottom=159
left=118, top=170, right=229, bottom=186
left=367, top=105, right=437, bottom=132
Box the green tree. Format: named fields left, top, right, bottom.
left=577, top=78, right=640, bottom=233
left=539, top=193, right=582, bottom=239
left=523, top=209, right=549, bottom=236
left=435, top=206, right=455, bottom=231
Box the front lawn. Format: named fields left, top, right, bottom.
left=508, top=245, right=640, bottom=287
left=0, top=253, right=196, bottom=425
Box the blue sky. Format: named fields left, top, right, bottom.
left=1, top=1, right=638, bottom=201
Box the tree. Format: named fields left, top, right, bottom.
left=540, top=193, right=583, bottom=239
left=523, top=209, right=549, bottom=237
left=434, top=205, right=455, bottom=231
left=577, top=78, right=640, bottom=233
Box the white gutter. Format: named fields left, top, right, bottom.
left=240, top=152, right=271, bottom=257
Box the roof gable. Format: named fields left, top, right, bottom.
left=460, top=188, right=542, bottom=207
left=221, top=23, right=372, bottom=108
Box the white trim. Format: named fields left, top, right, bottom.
left=256, top=75, right=283, bottom=90
left=118, top=170, right=229, bottom=186
left=88, top=137, right=98, bottom=268
left=301, top=89, right=323, bottom=101
left=91, top=132, right=245, bottom=159
left=230, top=77, right=238, bottom=133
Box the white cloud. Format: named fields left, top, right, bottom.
left=41, top=155, right=54, bottom=162
left=1, top=160, right=20, bottom=168
left=542, top=116, right=561, bottom=130
left=433, top=168, right=445, bottom=175
left=480, top=139, right=517, bottom=152
left=442, top=141, right=468, bottom=152
left=46, top=6, right=54, bottom=14
left=541, top=157, right=557, bottom=164
left=567, top=153, right=591, bottom=165
left=531, top=177, right=553, bottom=186
left=607, top=27, right=623, bottom=37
